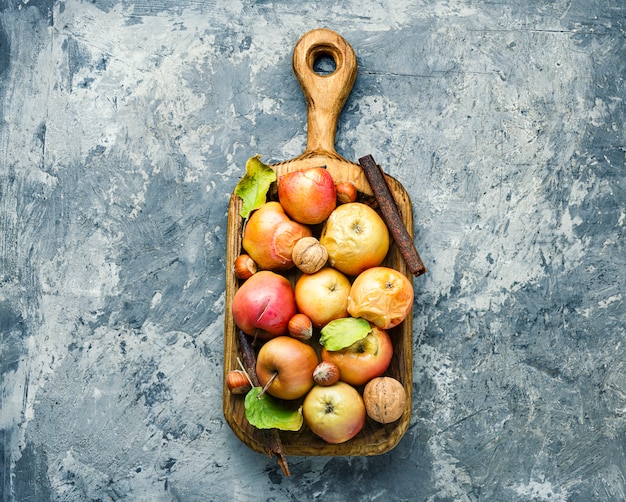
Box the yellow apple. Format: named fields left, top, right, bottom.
left=347, top=266, right=413, bottom=329
left=294, top=267, right=351, bottom=327
left=302, top=382, right=366, bottom=444
left=319, top=202, right=389, bottom=276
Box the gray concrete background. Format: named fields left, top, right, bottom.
left=1, top=1, right=625, bottom=501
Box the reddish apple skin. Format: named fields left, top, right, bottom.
left=303, top=382, right=366, bottom=444
left=321, top=325, right=393, bottom=386
left=232, top=271, right=296, bottom=340
left=294, top=267, right=351, bottom=327
left=278, top=167, right=337, bottom=225
left=242, top=201, right=312, bottom=271
left=256, top=336, right=319, bottom=400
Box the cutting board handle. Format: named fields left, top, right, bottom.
left=292, top=29, right=357, bottom=157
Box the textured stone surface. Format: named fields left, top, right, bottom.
left=1, top=1, right=624, bottom=501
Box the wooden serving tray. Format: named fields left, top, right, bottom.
left=223, top=28, right=414, bottom=457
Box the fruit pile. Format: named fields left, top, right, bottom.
left=227, top=157, right=413, bottom=445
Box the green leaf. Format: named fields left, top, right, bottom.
left=234, top=155, right=277, bottom=219
left=319, top=317, right=372, bottom=351
left=244, top=387, right=303, bottom=431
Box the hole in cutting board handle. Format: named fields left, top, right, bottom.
left=292, top=29, right=358, bottom=157
left=313, top=52, right=337, bottom=75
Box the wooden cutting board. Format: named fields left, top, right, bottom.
left=223, top=28, right=414, bottom=457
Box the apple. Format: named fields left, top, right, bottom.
left=294, top=267, right=351, bottom=327
left=302, top=381, right=366, bottom=444
left=347, top=266, right=414, bottom=329
left=319, top=202, right=389, bottom=276
left=242, top=201, right=312, bottom=271
left=277, top=167, right=337, bottom=224
left=256, top=336, right=319, bottom=400
left=321, top=324, right=393, bottom=386
left=232, top=270, right=296, bottom=340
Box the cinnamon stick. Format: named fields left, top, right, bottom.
left=237, top=330, right=291, bottom=476
left=358, top=154, right=426, bottom=277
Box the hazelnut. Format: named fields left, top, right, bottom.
left=288, top=313, right=313, bottom=341
left=226, top=370, right=252, bottom=394
left=335, top=181, right=358, bottom=204
left=234, top=254, right=257, bottom=280
left=312, top=361, right=340, bottom=386
left=363, top=377, right=406, bottom=423
left=291, top=237, right=328, bottom=274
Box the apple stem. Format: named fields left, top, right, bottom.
left=236, top=357, right=256, bottom=388
left=236, top=330, right=290, bottom=476
left=252, top=329, right=261, bottom=346
left=257, top=371, right=278, bottom=399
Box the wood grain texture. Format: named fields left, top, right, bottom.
left=270, top=28, right=372, bottom=192
left=223, top=29, right=414, bottom=456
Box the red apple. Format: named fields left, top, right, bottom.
left=242, top=201, right=312, bottom=271
left=294, top=267, right=351, bottom=327
left=232, top=270, right=296, bottom=340
left=302, top=381, right=366, bottom=444
left=321, top=324, right=393, bottom=386
left=348, top=266, right=414, bottom=329
left=319, top=202, right=389, bottom=276
left=256, top=336, right=319, bottom=400
left=278, top=167, right=337, bottom=224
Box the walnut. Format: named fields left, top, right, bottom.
left=363, top=377, right=406, bottom=423
left=291, top=237, right=328, bottom=274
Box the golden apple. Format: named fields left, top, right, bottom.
left=294, top=267, right=351, bottom=327
left=319, top=202, right=389, bottom=276
left=347, top=266, right=413, bottom=329
left=302, top=382, right=366, bottom=444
